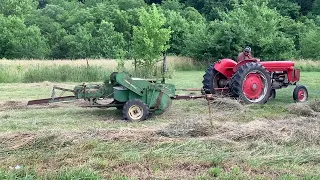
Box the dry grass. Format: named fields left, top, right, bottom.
left=2, top=56, right=320, bottom=70
left=0, top=56, right=191, bottom=70
left=286, top=100, right=320, bottom=117
left=157, top=114, right=320, bottom=146
left=1, top=71, right=320, bottom=179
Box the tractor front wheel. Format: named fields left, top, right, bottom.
left=229, top=62, right=271, bottom=104
left=122, top=99, right=149, bottom=121
left=293, top=85, right=308, bottom=102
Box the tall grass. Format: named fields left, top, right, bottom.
left=294, top=59, right=320, bottom=72
left=23, top=65, right=111, bottom=83
left=1, top=57, right=320, bottom=83
left=0, top=64, right=113, bottom=83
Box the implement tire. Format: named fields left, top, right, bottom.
left=122, top=99, right=149, bottom=121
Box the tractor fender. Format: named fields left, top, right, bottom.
left=214, top=58, right=237, bottom=79
left=233, top=60, right=258, bottom=72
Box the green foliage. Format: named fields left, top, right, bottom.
left=181, top=0, right=239, bottom=20
left=183, top=0, right=297, bottom=61
left=1, top=0, right=320, bottom=62
left=296, top=0, right=315, bottom=15
left=267, top=0, right=301, bottom=19
left=0, top=0, right=37, bottom=18
left=132, top=4, right=172, bottom=74
left=312, top=0, right=320, bottom=15
left=0, top=15, right=49, bottom=59
left=300, top=28, right=320, bottom=59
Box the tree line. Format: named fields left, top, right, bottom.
left=1, top=0, right=320, bottom=64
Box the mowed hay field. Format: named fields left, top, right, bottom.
left=1, top=59, right=320, bottom=179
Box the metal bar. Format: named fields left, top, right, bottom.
left=175, top=88, right=229, bottom=91
left=53, top=86, right=75, bottom=93
left=27, top=96, right=76, bottom=105
left=175, top=88, right=201, bottom=91
left=81, top=103, right=124, bottom=108
left=214, top=88, right=229, bottom=90
left=172, top=95, right=205, bottom=100
left=172, top=94, right=216, bottom=100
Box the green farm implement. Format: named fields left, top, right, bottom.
left=27, top=72, right=211, bottom=121
left=27, top=56, right=308, bottom=121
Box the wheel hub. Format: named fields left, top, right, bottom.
left=298, top=89, right=307, bottom=102
left=128, top=105, right=143, bottom=120
left=251, top=83, right=257, bottom=90
left=243, top=73, right=266, bottom=100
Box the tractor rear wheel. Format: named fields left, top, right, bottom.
left=122, top=99, right=149, bottom=121
left=202, top=63, right=228, bottom=94
left=229, top=62, right=271, bottom=104
left=293, top=85, right=308, bottom=102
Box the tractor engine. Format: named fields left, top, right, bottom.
left=270, top=71, right=289, bottom=89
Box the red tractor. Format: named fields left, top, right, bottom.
left=201, top=59, right=308, bottom=104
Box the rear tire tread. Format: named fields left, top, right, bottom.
left=229, top=62, right=271, bottom=104
left=202, top=64, right=216, bottom=94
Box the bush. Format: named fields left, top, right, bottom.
left=300, top=28, right=320, bottom=59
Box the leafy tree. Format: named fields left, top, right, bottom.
left=181, top=0, right=239, bottom=20
left=299, top=21, right=320, bottom=59
left=183, top=0, right=297, bottom=61
left=162, top=10, right=188, bottom=54
left=161, top=0, right=185, bottom=11
left=296, top=0, right=315, bottom=15
left=0, top=15, right=49, bottom=59
left=92, top=21, right=127, bottom=59
left=267, top=0, right=300, bottom=19
left=61, top=23, right=94, bottom=59
left=131, top=4, right=172, bottom=72
left=312, top=0, right=320, bottom=15
left=0, top=0, right=37, bottom=17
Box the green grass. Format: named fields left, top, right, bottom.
left=0, top=71, right=320, bottom=179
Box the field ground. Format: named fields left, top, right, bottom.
left=1, top=71, right=320, bottom=179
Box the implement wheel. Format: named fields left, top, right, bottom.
left=229, top=62, right=271, bottom=104
left=293, top=85, right=308, bottom=103
left=122, top=99, right=149, bottom=121
left=202, top=63, right=228, bottom=94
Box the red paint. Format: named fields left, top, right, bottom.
left=289, top=69, right=300, bottom=82
left=260, top=61, right=295, bottom=72
left=214, top=59, right=237, bottom=79
left=242, top=73, right=264, bottom=99
left=215, top=59, right=300, bottom=84
left=298, top=89, right=307, bottom=101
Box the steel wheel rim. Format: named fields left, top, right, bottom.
left=242, top=70, right=268, bottom=103
left=128, top=105, right=143, bottom=120
left=213, top=72, right=227, bottom=88
left=298, top=89, right=307, bottom=102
